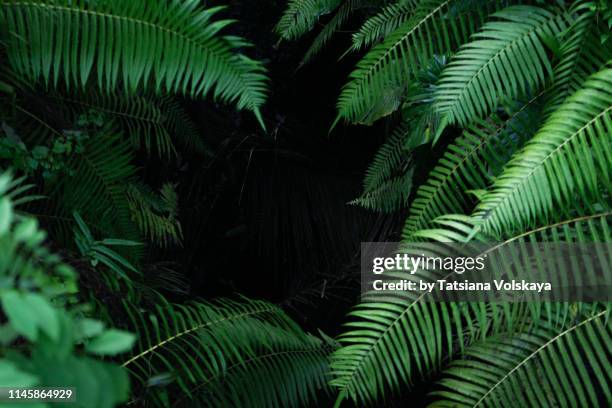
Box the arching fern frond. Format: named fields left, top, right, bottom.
left=433, top=5, right=569, bottom=127
left=54, top=92, right=180, bottom=158
left=300, top=0, right=365, bottom=66
left=126, top=182, right=182, bottom=248
left=362, top=122, right=412, bottom=192
left=543, top=3, right=612, bottom=115
left=121, top=296, right=331, bottom=407
left=0, top=0, right=268, bottom=120
left=49, top=129, right=140, bottom=253
left=432, top=307, right=611, bottom=407
left=184, top=330, right=335, bottom=407
left=275, top=0, right=342, bottom=41
left=351, top=0, right=419, bottom=51
left=472, top=66, right=612, bottom=238
left=330, top=209, right=610, bottom=406
left=350, top=167, right=414, bottom=212
left=403, top=99, right=542, bottom=239
left=336, top=0, right=507, bottom=124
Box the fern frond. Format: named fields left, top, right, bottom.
left=160, top=97, right=211, bottom=157
left=432, top=307, right=611, bottom=407
left=49, top=130, right=140, bottom=253
left=351, top=0, right=419, bottom=51
left=185, top=330, right=335, bottom=407
left=122, top=296, right=330, bottom=407
left=300, top=0, right=365, bottom=66
left=0, top=0, right=268, bottom=117
left=330, top=209, right=610, bottom=405
left=336, top=0, right=506, bottom=124
left=350, top=167, right=414, bottom=212
left=543, top=4, right=612, bottom=115
left=403, top=98, right=542, bottom=239
left=275, top=0, right=342, bottom=41
left=433, top=5, right=569, bottom=127
left=472, top=66, right=612, bottom=238
left=126, top=182, right=182, bottom=248
left=362, top=122, right=412, bottom=192
left=55, top=92, right=179, bottom=158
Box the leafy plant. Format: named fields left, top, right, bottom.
left=0, top=171, right=134, bottom=408
left=277, top=0, right=612, bottom=406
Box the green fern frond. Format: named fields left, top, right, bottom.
left=0, top=172, right=42, bottom=207
left=543, top=4, right=612, bottom=115
left=336, top=0, right=506, bottom=124
left=54, top=92, right=179, bottom=158
left=472, top=66, right=612, bottom=238
left=50, top=130, right=140, bottom=253
left=351, top=0, right=419, bottom=51
left=185, top=330, right=335, bottom=407
left=300, top=0, right=365, bottom=66
left=362, top=122, right=412, bottom=192
left=0, top=0, right=268, bottom=116
left=126, top=182, right=183, bottom=248
left=275, top=0, right=342, bottom=41
left=160, top=97, right=211, bottom=157
left=433, top=5, right=569, bottom=127
left=121, top=296, right=330, bottom=407
left=403, top=99, right=542, bottom=239
left=432, top=307, right=611, bottom=407
left=350, top=167, right=414, bottom=212
left=330, top=209, right=610, bottom=405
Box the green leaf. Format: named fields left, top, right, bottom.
left=0, top=197, right=12, bottom=235
left=74, top=319, right=105, bottom=341
left=1, top=291, right=39, bottom=341
left=25, top=294, right=61, bottom=342
left=86, top=330, right=135, bottom=356
left=0, top=360, right=38, bottom=388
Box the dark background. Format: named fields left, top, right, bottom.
left=146, top=0, right=406, bottom=336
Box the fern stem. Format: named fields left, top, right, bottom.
left=473, top=310, right=607, bottom=407
left=121, top=306, right=277, bottom=368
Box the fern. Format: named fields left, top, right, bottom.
left=49, top=128, right=141, bottom=255
left=543, top=3, right=612, bottom=115
left=432, top=307, right=611, bottom=407
left=121, top=296, right=332, bottom=407
left=433, top=5, right=570, bottom=127
left=336, top=0, right=507, bottom=124
left=350, top=167, right=414, bottom=212
left=55, top=92, right=181, bottom=158
left=472, top=66, right=612, bottom=237
left=403, top=99, right=542, bottom=239
left=300, top=0, right=365, bottom=66
left=330, top=209, right=610, bottom=405
left=0, top=0, right=268, bottom=123
left=351, top=0, right=419, bottom=51
left=126, top=182, right=183, bottom=248
left=184, top=331, right=335, bottom=407
left=275, top=0, right=343, bottom=41
left=363, top=122, right=412, bottom=192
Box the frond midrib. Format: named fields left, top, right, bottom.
left=121, top=305, right=278, bottom=368
left=52, top=96, right=162, bottom=126
left=438, top=9, right=561, bottom=120
left=2, top=2, right=260, bottom=102
left=188, top=347, right=326, bottom=397
left=473, top=310, right=607, bottom=407
left=336, top=210, right=610, bottom=394
left=348, top=0, right=450, bottom=87
left=406, top=93, right=543, bottom=236
left=479, top=103, right=612, bottom=231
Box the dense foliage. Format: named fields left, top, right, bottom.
left=0, top=0, right=610, bottom=407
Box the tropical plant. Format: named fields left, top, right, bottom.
left=0, top=0, right=610, bottom=406
left=0, top=171, right=135, bottom=408
left=278, top=0, right=612, bottom=406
